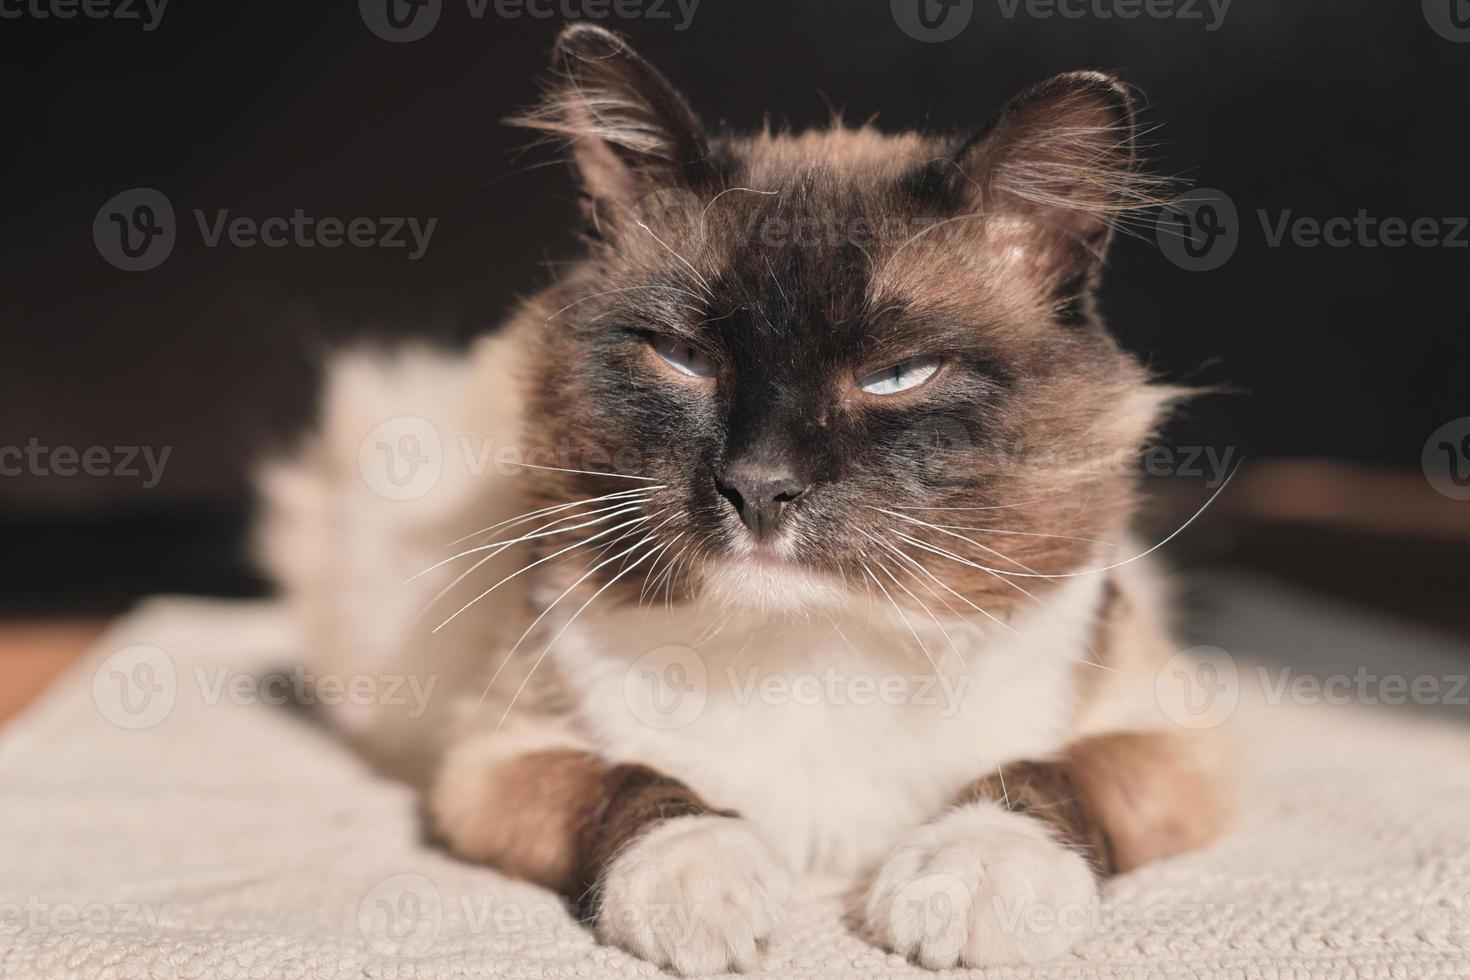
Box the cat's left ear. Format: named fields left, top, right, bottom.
left=940, top=72, right=1158, bottom=287
left=510, top=24, right=712, bottom=207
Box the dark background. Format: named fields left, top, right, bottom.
left=3, top=0, right=1468, bottom=613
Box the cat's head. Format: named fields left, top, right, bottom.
left=510, top=25, right=1179, bottom=618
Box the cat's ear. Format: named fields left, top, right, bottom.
left=510, top=25, right=712, bottom=206
left=942, top=72, right=1161, bottom=287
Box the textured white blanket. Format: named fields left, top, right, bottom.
left=4, top=585, right=1470, bottom=979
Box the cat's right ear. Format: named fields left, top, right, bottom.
left=509, top=25, right=712, bottom=208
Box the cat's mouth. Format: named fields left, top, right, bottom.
left=698, top=545, right=848, bottom=615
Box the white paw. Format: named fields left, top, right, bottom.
left=863, top=804, right=1099, bottom=970
left=595, top=815, right=791, bottom=976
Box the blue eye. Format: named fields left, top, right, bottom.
left=856, top=357, right=941, bottom=396
left=650, top=336, right=714, bottom=378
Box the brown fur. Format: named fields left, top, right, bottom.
left=436, top=749, right=608, bottom=892
left=491, top=25, right=1188, bottom=626
left=571, top=763, right=739, bottom=919
left=956, top=730, right=1236, bottom=875
left=433, top=747, right=734, bottom=919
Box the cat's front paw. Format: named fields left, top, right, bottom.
left=863, top=804, right=1098, bottom=970
left=595, top=815, right=791, bottom=976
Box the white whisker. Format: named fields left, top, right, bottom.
left=880, top=509, right=1041, bottom=574
left=496, top=459, right=662, bottom=482
left=408, top=502, right=647, bottom=583
left=870, top=507, right=1116, bottom=548
left=490, top=533, right=673, bottom=733
left=634, top=219, right=714, bottom=297
left=431, top=486, right=656, bottom=556
left=905, top=464, right=1242, bottom=581
left=887, top=490, right=1076, bottom=513
left=892, top=531, right=1130, bottom=677
left=545, top=284, right=705, bottom=324
left=469, top=513, right=676, bottom=713
left=879, top=536, right=1014, bottom=633
left=429, top=512, right=658, bottom=632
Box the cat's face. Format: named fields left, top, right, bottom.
left=515, top=26, right=1175, bottom=618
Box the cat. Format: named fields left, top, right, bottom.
left=257, top=23, right=1235, bottom=975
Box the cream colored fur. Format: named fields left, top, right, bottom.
left=257, top=329, right=1187, bottom=974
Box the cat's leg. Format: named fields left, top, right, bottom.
left=431, top=730, right=790, bottom=976
left=862, top=730, right=1234, bottom=969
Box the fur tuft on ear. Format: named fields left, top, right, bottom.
left=945, top=72, right=1174, bottom=284
left=507, top=24, right=712, bottom=206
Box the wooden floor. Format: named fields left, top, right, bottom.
left=0, top=620, right=108, bottom=725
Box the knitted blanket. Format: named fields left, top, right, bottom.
left=3, top=581, right=1470, bottom=979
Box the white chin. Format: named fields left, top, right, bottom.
left=697, top=558, right=848, bottom=616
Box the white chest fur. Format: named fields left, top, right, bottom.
left=550, top=574, right=1104, bottom=875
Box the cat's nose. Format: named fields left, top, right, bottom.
left=714, top=463, right=810, bottom=542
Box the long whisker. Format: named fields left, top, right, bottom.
left=429, top=512, right=660, bottom=632
left=491, top=534, right=672, bottom=733
left=634, top=219, right=714, bottom=297
left=640, top=531, right=686, bottom=610
left=879, top=536, right=1014, bottom=633
left=470, top=514, right=675, bottom=713
left=893, top=531, right=1130, bottom=676
left=496, top=459, right=662, bottom=482
left=869, top=550, right=964, bottom=666
left=880, top=510, right=1042, bottom=574
left=408, top=502, right=649, bottom=582
left=885, top=489, right=1077, bottom=513
left=545, top=284, right=706, bottom=323
left=432, top=486, right=657, bottom=556
left=409, top=500, right=654, bottom=629
left=869, top=507, right=1116, bottom=548
left=862, top=560, right=946, bottom=683
left=861, top=530, right=974, bottom=652
left=912, top=464, right=1242, bottom=581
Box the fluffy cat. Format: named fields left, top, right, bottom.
left=258, top=24, right=1234, bottom=975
